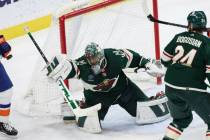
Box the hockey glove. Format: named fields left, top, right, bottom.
left=46, top=55, right=72, bottom=82
left=0, top=35, right=12, bottom=60
left=145, top=59, right=165, bottom=77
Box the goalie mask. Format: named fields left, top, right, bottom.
left=85, top=42, right=106, bottom=75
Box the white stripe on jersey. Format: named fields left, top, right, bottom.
left=165, top=82, right=207, bottom=93
left=71, top=60, right=80, bottom=78
left=122, top=49, right=134, bottom=68
left=206, top=65, right=210, bottom=73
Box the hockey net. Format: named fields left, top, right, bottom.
left=17, top=0, right=162, bottom=117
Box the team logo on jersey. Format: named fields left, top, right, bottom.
left=93, top=78, right=116, bottom=92
left=113, top=50, right=126, bottom=57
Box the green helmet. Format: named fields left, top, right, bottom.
left=85, top=42, right=104, bottom=65
left=85, top=42, right=106, bottom=74
left=187, top=11, right=207, bottom=29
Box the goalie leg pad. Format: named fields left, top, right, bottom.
left=76, top=110, right=102, bottom=133
left=136, top=96, right=170, bottom=124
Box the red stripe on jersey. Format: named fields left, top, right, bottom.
left=163, top=51, right=173, bottom=58
left=167, top=126, right=182, bottom=135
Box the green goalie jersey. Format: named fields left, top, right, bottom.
left=67, top=48, right=149, bottom=96
left=161, top=31, right=210, bottom=91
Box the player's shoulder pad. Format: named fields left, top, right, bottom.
left=103, top=48, right=116, bottom=53
left=174, top=31, right=189, bottom=37
left=75, top=55, right=88, bottom=66
left=103, top=48, right=118, bottom=57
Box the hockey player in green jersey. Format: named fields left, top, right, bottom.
left=161, top=11, right=210, bottom=140
left=46, top=42, right=169, bottom=133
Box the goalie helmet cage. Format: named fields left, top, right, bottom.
left=17, top=0, right=161, bottom=116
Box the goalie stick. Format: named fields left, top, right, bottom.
left=142, top=0, right=210, bottom=32
left=24, top=27, right=101, bottom=117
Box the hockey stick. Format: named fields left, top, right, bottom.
left=24, top=27, right=101, bottom=117
left=142, top=0, right=210, bottom=32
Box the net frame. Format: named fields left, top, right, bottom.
left=58, top=0, right=161, bottom=86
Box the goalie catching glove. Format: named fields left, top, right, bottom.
left=46, top=55, right=72, bottom=82
left=145, top=59, right=165, bottom=77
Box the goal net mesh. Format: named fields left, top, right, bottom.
left=16, top=0, right=161, bottom=117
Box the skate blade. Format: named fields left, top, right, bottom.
left=0, top=132, right=18, bottom=139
